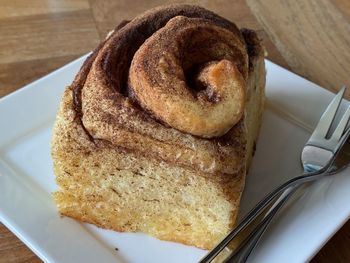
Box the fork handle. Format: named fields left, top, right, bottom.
left=223, top=185, right=299, bottom=263
left=199, top=171, right=323, bottom=263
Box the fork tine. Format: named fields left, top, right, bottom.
left=310, top=86, right=346, bottom=139
left=331, top=105, right=350, bottom=141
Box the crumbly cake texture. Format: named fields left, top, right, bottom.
left=51, top=5, right=265, bottom=250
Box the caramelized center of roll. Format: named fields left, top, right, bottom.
left=129, top=16, right=247, bottom=138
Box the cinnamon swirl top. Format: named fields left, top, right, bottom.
left=71, top=5, right=260, bottom=175
left=129, top=15, right=247, bottom=137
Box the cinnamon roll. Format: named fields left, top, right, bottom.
left=51, top=4, right=266, bottom=249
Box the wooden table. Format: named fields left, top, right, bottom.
left=0, top=0, right=349, bottom=262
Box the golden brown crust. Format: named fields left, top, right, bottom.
left=72, top=4, right=251, bottom=175
left=129, top=16, right=247, bottom=137
left=51, top=4, right=266, bottom=250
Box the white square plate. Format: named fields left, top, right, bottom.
left=1, top=55, right=349, bottom=263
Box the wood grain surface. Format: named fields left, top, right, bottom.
left=247, top=0, right=350, bottom=97
left=0, top=0, right=349, bottom=262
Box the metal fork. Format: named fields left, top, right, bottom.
left=200, top=86, right=350, bottom=263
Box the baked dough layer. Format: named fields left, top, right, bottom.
left=51, top=4, right=266, bottom=249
